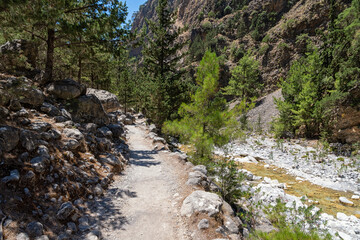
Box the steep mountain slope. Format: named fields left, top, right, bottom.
left=132, top=0, right=351, bottom=91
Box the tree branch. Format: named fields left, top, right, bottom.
left=23, top=29, right=47, bottom=42
left=64, top=4, right=98, bottom=14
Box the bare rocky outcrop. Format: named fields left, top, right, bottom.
left=86, top=88, right=121, bottom=113
left=67, top=94, right=110, bottom=126
left=46, top=78, right=86, bottom=100
left=0, top=73, right=130, bottom=240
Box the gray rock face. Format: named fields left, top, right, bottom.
left=98, top=153, right=121, bottom=167
left=68, top=94, right=109, bottom=125
left=180, top=190, right=223, bottom=217
left=2, top=169, right=20, bottom=183
left=41, top=102, right=61, bottom=116
left=30, top=156, right=47, bottom=173
left=20, top=130, right=41, bottom=151
left=57, top=202, right=75, bottom=220
left=17, top=87, right=44, bottom=107
left=97, top=127, right=112, bottom=139
left=0, top=125, right=19, bottom=152
left=30, top=121, right=52, bottom=132
left=107, top=124, right=124, bottom=138
left=86, top=88, right=120, bottom=112
left=26, top=221, right=43, bottom=237
left=84, top=123, right=97, bottom=133
left=63, top=139, right=80, bottom=150
left=63, top=128, right=84, bottom=141
left=16, top=232, right=30, bottom=240
left=47, top=78, right=86, bottom=100
left=198, top=219, right=209, bottom=230
left=192, top=165, right=207, bottom=175
left=224, top=216, right=240, bottom=234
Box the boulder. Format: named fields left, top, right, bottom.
left=47, top=78, right=86, bottom=100
left=17, top=87, right=44, bottom=107
left=30, top=156, right=47, bottom=173
left=180, top=190, right=223, bottom=217
left=86, top=88, right=120, bottom=112
left=16, top=233, right=30, bottom=240
left=57, top=202, right=75, bottom=220
left=40, top=102, right=61, bottom=116
left=63, top=128, right=84, bottom=141
left=20, top=130, right=41, bottom=151
left=67, top=94, right=109, bottom=125
left=198, top=219, right=209, bottom=230
left=30, top=121, right=51, bottom=132
left=98, top=153, right=122, bottom=168
left=0, top=125, right=19, bottom=152
left=107, top=124, right=124, bottom=138
left=96, top=126, right=113, bottom=139
left=26, top=221, right=43, bottom=238
left=2, top=169, right=20, bottom=183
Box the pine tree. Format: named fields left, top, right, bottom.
left=0, top=0, right=128, bottom=82
left=163, top=51, right=240, bottom=164
left=223, top=52, right=262, bottom=99
left=142, top=0, right=186, bottom=126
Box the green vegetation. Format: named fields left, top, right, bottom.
left=0, top=0, right=128, bottom=83
left=141, top=0, right=188, bottom=126
left=164, top=51, right=239, bottom=165
left=223, top=52, right=262, bottom=99
left=251, top=198, right=331, bottom=240
left=273, top=0, right=360, bottom=138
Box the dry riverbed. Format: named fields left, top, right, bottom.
left=215, top=135, right=360, bottom=239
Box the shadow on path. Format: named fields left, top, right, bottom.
left=129, top=150, right=160, bottom=168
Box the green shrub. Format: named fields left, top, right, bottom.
left=224, top=5, right=233, bottom=15
left=208, top=11, right=216, bottom=18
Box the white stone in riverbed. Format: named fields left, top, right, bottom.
left=337, top=212, right=349, bottom=221
left=351, top=195, right=360, bottom=200
left=339, top=197, right=354, bottom=206
left=337, top=231, right=352, bottom=240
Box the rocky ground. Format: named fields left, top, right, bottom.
left=215, top=135, right=360, bottom=239
left=0, top=73, right=248, bottom=240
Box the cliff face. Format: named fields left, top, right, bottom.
left=132, top=0, right=350, bottom=91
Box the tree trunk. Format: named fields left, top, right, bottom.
left=45, top=28, right=55, bottom=82
left=78, top=57, right=82, bottom=83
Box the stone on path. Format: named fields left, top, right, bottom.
left=180, top=190, right=223, bottom=217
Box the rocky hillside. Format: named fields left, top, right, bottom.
left=132, top=0, right=351, bottom=91
left=0, top=72, right=138, bottom=239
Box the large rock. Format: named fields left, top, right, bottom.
left=0, top=125, right=19, bottom=152
left=63, top=128, right=84, bottom=141
left=26, top=221, right=43, bottom=238
left=86, top=88, right=120, bottom=112
left=180, top=190, right=223, bottom=217
left=57, top=202, right=75, bottom=220
left=20, top=130, right=41, bottom=151
left=107, top=124, right=124, bottom=138
left=98, top=153, right=122, bottom=168
left=17, top=87, right=44, bottom=107
left=67, top=94, right=109, bottom=125
left=47, top=78, right=86, bottom=100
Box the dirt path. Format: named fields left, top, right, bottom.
left=86, top=120, right=194, bottom=240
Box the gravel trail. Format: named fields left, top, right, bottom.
left=86, top=120, right=194, bottom=240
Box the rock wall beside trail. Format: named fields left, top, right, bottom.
left=0, top=73, right=135, bottom=240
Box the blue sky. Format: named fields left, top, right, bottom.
left=125, top=0, right=148, bottom=22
